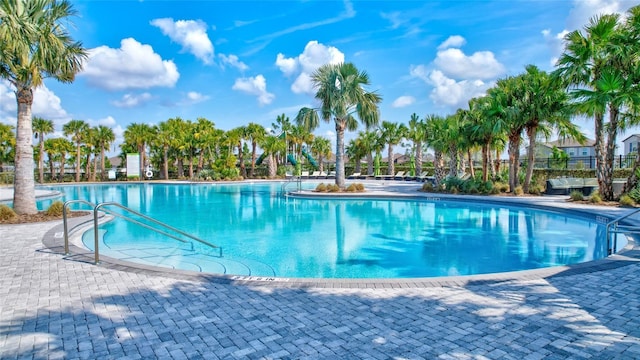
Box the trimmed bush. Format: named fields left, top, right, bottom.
left=569, top=190, right=584, bottom=201
left=46, top=201, right=65, bottom=217
left=0, top=204, right=16, bottom=221
left=315, top=183, right=327, bottom=192
left=355, top=183, right=365, bottom=191
left=514, top=186, right=524, bottom=196
left=327, top=184, right=340, bottom=192
left=619, top=194, right=635, bottom=207
left=346, top=184, right=357, bottom=192
left=421, top=182, right=434, bottom=192
left=590, top=192, right=602, bottom=204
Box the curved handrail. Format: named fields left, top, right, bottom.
left=281, top=176, right=301, bottom=194
left=93, top=202, right=222, bottom=264
left=605, top=207, right=640, bottom=255
left=63, top=200, right=97, bottom=255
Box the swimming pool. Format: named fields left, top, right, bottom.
left=46, top=182, right=623, bottom=279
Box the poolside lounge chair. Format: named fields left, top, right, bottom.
left=301, top=171, right=310, bottom=179
left=310, top=171, right=321, bottom=179
left=348, top=172, right=361, bottom=179
left=394, top=171, right=406, bottom=180
left=327, top=171, right=336, bottom=179
left=375, top=172, right=394, bottom=180
left=318, top=171, right=328, bottom=178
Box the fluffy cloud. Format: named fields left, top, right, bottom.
left=232, top=75, right=275, bottom=106
left=219, top=54, right=248, bottom=71
left=392, top=96, right=416, bottom=108
left=111, top=93, right=153, bottom=108
left=428, top=70, right=490, bottom=108
left=151, top=18, right=214, bottom=64
left=182, top=91, right=210, bottom=105
left=438, top=35, right=466, bottom=50
left=275, top=41, right=345, bottom=94
left=409, top=36, right=504, bottom=110
left=0, top=81, right=69, bottom=125
left=433, top=48, right=505, bottom=80
left=82, top=38, right=180, bottom=91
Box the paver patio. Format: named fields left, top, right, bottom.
left=1, top=185, right=640, bottom=359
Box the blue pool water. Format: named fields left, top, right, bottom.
left=44, top=182, right=622, bottom=279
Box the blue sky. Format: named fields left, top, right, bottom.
left=1, top=0, right=638, bottom=155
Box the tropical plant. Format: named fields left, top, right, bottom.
left=245, top=122, right=266, bottom=178
left=424, top=114, right=448, bottom=186
left=0, top=123, right=15, bottom=170
left=259, top=135, right=286, bottom=178
left=32, top=117, right=54, bottom=183
left=0, top=0, right=88, bottom=213
left=311, top=136, right=332, bottom=173
left=94, top=125, right=115, bottom=181
left=62, top=119, right=89, bottom=182
left=407, top=113, right=427, bottom=177
left=379, top=121, right=407, bottom=176
left=295, top=62, right=382, bottom=188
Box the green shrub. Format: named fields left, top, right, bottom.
left=489, top=186, right=501, bottom=195
left=619, top=194, right=635, bottom=207
left=514, top=186, right=524, bottom=196
left=315, top=183, right=327, bottom=192
left=355, top=183, right=365, bottom=191
left=529, top=184, right=545, bottom=196
left=421, top=182, right=434, bottom=192
left=346, top=184, right=357, bottom=192
left=0, top=204, right=16, bottom=221
left=590, top=192, right=602, bottom=204
left=46, top=201, right=65, bottom=217
left=569, top=190, right=584, bottom=201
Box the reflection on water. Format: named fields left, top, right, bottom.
left=46, top=183, right=622, bottom=278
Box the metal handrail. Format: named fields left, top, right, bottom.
left=63, top=200, right=97, bottom=255
left=605, top=207, right=640, bottom=255
left=62, top=200, right=221, bottom=264
left=281, top=175, right=301, bottom=194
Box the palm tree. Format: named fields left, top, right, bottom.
left=0, top=123, right=15, bottom=170
left=379, top=121, right=407, bottom=176
left=62, top=119, right=89, bottom=182
left=46, top=137, right=73, bottom=181
left=32, top=117, right=54, bottom=183
left=193, top=117, right=216, bottom=176
left=443, top=113, right=463, bottom=178
left=94, top=125, right=115, bottom=181
left=553, top=13, right=622, bottom=200
left=260, top=135, right=286, bottom=178
left=296, top=62, right=381, bottom=188
left=245, top=122, right=266, bottom=178
left=424, top=114, right=448, bottom=186
left=0, top=0, right=87, bottom=213
left=357, top=130, right=379, bottom=176
left=407, top=113, right=427, bottom=176
left=123, top=123, right=155, bottom=178
left=311, top=136, right=332, bottom=173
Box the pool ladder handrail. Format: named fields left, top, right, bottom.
left=605, top=207, right=640, bottom=255
left=63, top=200, right=222, bottom=264
left=281, top=175, right=302, bottom=194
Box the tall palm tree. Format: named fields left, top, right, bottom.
left=245, top=122, right=266, bottom=178
left=0, top=0, right=87, bottom=213
left=32, top=117, right=54, bottom=183
left=357, top=130, right=379, bottom=175
left=311, top=136, right=332, bottom=173
left=46, top=137, right=73, bottom=182
left=379, top=121, right=407, bottom=176
left=94, top=125, right=115, bottom=181
left=123, top=123, right=155, bottom=178
left=296, top=62, right=382, bottom=188
left=62, top=119, right=89, bottom=182
left=424, top=114, right=448, bottom=186
left=194, top=117, right=216, bottom=176
left=259, top=135, right=286, bottom=178
left=407, top=113, right=427, bottom=176
left=553, top=13, right=622, bottom=200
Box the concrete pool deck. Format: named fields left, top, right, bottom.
left=1, top=182, right=640, bottom=358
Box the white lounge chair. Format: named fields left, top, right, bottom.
left=301, top=171, right=310, bottom=179
left=394, top=171, right=406, bottom=180
left=310, top=171, right=321, bottom=178
left=348, top=172, right=361, bottom=179
left=318, top=171, right=328, bottom=178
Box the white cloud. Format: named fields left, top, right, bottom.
left=82, top=38, right=180, bottom=91
left=219, top=54, right=248, bottom=71
left=111, top=93, right=153, bottom=108
left=151, top=18, right=214, bottom=64
left=438, top=35, right=466, bottom=50
left=392, top=96, right=416, bottom=108
left=428, top=70, right=490, bottom=109
left=433, top=48, right=505, bottom=80
left=232, top=75, right=275, bottom=106
left=0, top=81, right=69, bottom=126
left=182, top=91, right=209, bottom=105
left=276, top=40, right=345, bottom=94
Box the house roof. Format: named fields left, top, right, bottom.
left=543, top=138, right=595, bottom=148
left=622, top=134, right=640, bottom=143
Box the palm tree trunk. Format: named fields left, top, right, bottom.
left=38, top=137, right=45, bottom=183
left=335, top=120, right=346, bottom=188
left=482, top=144, right=489, bottom=182
left=367, top=153, right=373, bottom=175
left=508, top=135, right=521, bottom=192
left=319, top=155, right=324, bottom=173
left=267, top=154, right=277, bottom=178
left=100, top=148, right=106, bottom=181
left=602, top=106, right=619, bottom=200
left=238, top=142, right=245, bottom=178
left=138, top=144, right=145, bottom=179
left=75, top=145, right=81, bottom=182
left=467, top=149, right=474, bottom=179
left=434, top=150, right=445, bottom=186
left=448, top=144, right=458, bottom=177
left=48, top=153, right=55, bottom=182
left=13, top=87, right=38, bottom=214
left=415, top=141, right=423, bottom=176
left=523, top=126, right=538, bottom=193
left=354, top=157, right=362, bottom=174
left=594, top=112, right=607, bottom=198
left=162, top=146, right=169, bottom=180
left=250, top=142, right=257, bottom=178
left=387, top=144, right=394, bottom=175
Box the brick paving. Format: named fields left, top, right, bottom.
left=1, top=186, right=640, bottom=359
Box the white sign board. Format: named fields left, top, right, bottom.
left=126, top=153, right=140, bottom=178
